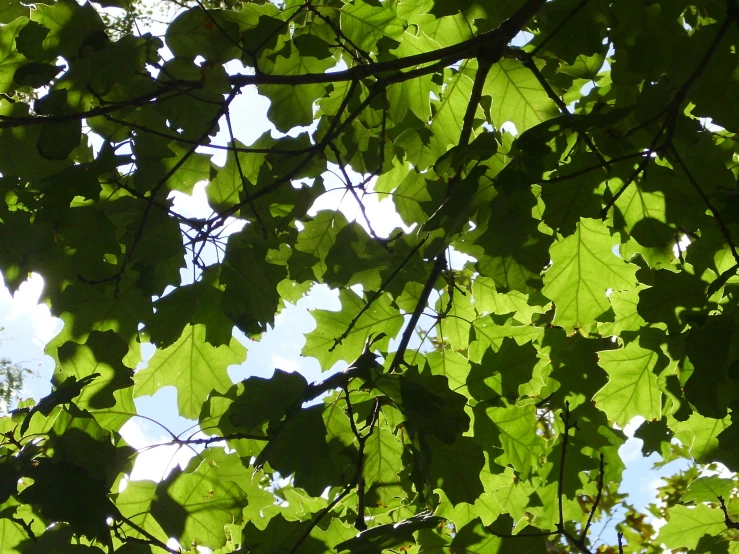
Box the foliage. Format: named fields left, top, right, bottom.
left=1, top=0, right=739, bottom=552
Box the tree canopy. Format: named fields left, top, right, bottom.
left=1, top=0, right=739, bottom=551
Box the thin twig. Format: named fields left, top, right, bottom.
left=105, top=114, right=313, bottom=155
left=0, top=85, right=193, bottom=129
left=226, top=0, right=545, bottom=88
left=331, top=235, right=427, bottom=351
left=118, top=514, right=181, bottom=554
left=203, top=81, right=379, bottom=234
left=224, top=110, right=267, bottom=237
left=628, top=12, right=733, bottom=138
left=600, top=153, right=650, bottom=219
left=581, top=452, right=605, bottom=540
left=514, top=50, right=609, bottom=169
left=9, top=515, right=36, bottom=542
left=171, top=432, right=270, bottom=446
left=328, top=142, right=380, bottom=239
left=669, top=144, right=739, bottom=265
left=287, top=397, right=380, bottom=553
left=457, top=52, right=496, bottom=150
left=391, top=253, right=447, bottom=372
left=557, top=402, right=572, bottom=532
left=306, top=3, right=372, bottom=64
left=81, top=87, right=239, bottom=291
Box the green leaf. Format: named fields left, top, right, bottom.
left=221, top=228, right=288, bottom=335
left=468, top=339, right=539, bottom=402
left=340, top=0, right=405, bottom=53
left=115, top=480, right=169, bottom=544
left=53, top=331, right=133, bottom=411
left=0, top=18, right=30, bottom=94
left=134, top=324, right=246, bottom=419
left=302, top=288, right=403, bottom=370
left=638, top=268, right=712, bottom=333
left=294, top=210, right=348, bottom=278
left=226, top=369, right=307, bottom=434
left=543, top=218, right=638, bottom=332
left=484, top=58, right=559, bottom=134
left=256, top=405, right=349, bottom=496
left=13, top=62, right=62, bottom=87
left=657, top=504, right=726, bottom=551
left=0, top=0, right=28, bottom=24
left=28, top=0, right=105, bottom=60
left=258, top=45, right=334, bottom=132
left=614, top=174, right=675, bottom=268
left=363, top=426, right=404, bottom=487
left=436, top=289, right=475, bottom=351
left=19, top=460, right=115, bottom=539
left=37, top=120, right=81, bottom=160
left=336, top=512, right=445, bottom=553
left=426, top=435, right=485, bottom=505
left=682, top=476, right=735, bottom=504
left=672, top=412, right=731, bottom=464
left=451, top=517, right=548, bottom=553
left=474, top=189, right=552, bottom=294
left=243, top=515, right=326, bottom=553
left=166, top=8, right=241, bottom=62
left=483, top=404, right=545, bottom=477
left=593, top=338, right=662, bottom=427
left=152, top=454, right=246, bottom=549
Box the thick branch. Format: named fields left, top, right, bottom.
left=718, top=495, right=739, bottom=530
left=227, top=0, right=545, bottom=87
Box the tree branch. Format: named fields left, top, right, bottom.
left=718, top=496, right=739, bottom=530
left=511, top=49, right=609, bottom=169
left=331, top=235, right=427, bottom=351
left=668, top=144, right=739, bottom=266
left=226, top=0, right=545, bottom=88
left=581, top=452, right=605, bottom=541
left=0, top=85, right=193, bottom=128
left=391, top=252, right=447, bottom=372
left=287, top=397, right=380, bottom=553
left=117, top=514, right=181, bottom=554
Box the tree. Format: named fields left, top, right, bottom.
left=0, top=337, right=31, bottom=412
left=0, top=0, right=738, bottom=551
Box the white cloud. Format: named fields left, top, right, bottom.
left=270, top=353, right=300, bottom=373
left=0, top=274, right=62, bottom=346
left=623, top=416, right=646, bottom=438
left=619, top=437, right=644, bottom=464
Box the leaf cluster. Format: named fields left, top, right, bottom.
left=2, top=0, right=739, bottom=552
